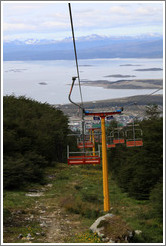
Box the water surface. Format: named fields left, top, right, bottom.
left=3, top=58, right=163, bottom=105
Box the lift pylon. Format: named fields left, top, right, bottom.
left=85, top=110, right=122, bottom=212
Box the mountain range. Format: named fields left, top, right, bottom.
left=3, top=34, right=163, bottom=61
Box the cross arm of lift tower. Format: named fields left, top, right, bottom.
left=84, top=111, right=122, bottom=118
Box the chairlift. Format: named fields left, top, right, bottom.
left=67, top=77, right=101, bottom=164
left=125, top=123, right=143, bottom=147
left=112, top=129, right=125, bottom=144
left=67, top=145, right=101, bottom=165
left=107, top=136, right=116, bottom=148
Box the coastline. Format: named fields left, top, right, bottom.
left=80, top=79, right=163, bottom=90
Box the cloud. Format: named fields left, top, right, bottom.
left=42, top=21, right=69, bottom=29
left=135, top=6, right=162, bottom=16
left=76, top=8, right=94, bottom=14
left=3, top=22, right=37, bottom=31
left=2, top=2, right=163, bottom=40
left=109, top=6, right=129, bottom=15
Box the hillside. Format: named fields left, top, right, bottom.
left=3, top=163, right=163, bottom=243
left=59, top=94, right=163, bottom=118
left=81, top=79, right=163, bottom=89
left=3, top=95, right=163, bottom=243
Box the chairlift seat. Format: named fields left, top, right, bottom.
left=113, top=139, right=125, bottom=144
left=107, top=143, right=116, bottom=148
left=68, top=155, right=100, bottom=165
left=126, top=139, right=143, bottom=147
left=67, top=145, right=100, bottom=165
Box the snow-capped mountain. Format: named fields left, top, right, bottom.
left=3, top=34, right=163, bottom=61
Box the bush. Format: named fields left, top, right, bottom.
left=60, top=195, right=101, bottom=219
left=107, top=115, right=163, bottom=200
left=3, top=152, right=47, bottom=189
left=3, top=208, right=12, bottom=225
left=3, top=95, right=76, bottom=190
left=149, top=180, right=163, bottom=222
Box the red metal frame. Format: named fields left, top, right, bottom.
left=68, top=155, right=101, bottom=165
left=126, top=139, right=143, bottom=147
left=85, top=111, right=121, bottom=117
left=113, top=139, right=125, bottom=144
left=77, top=141, right=94, bottom=148
left=107, top=143, right=116, bottom=148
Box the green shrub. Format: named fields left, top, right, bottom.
left=107, top=113, right=163, bottom=200
left=149, top=180, right=163, bottom=222
left=3, top=208, right=12, bottom=224
left=3, top=152, right=46, bottom=189
left=3, top=95, right=76, bottom=190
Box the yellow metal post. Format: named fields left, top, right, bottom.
left=89, top=130, right=92, bottom=142
left=101, top=116, right=110, bottom=212
left=92, top=129, right=95, bottom=156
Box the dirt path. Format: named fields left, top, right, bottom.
left=36, top=202, right=84, bottom=243
left=32, top=184, right=88, bottom=243
left=42, top=207, right=82, bottom=243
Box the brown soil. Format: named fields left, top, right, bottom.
left=4, top=184, right=88, bottom=243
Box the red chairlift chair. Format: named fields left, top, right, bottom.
left=107, top=136, right=116, bottom=148
left=67, top=145, right=101, bottom=165
left=125, top=127, right=143, bottom=147
left=113, top=129, right=125, bottom=144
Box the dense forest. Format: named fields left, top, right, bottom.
left=3, top=95, right=76, bottom=189
left=107, top=105, right=163, bottom=221
left=3, top=96, right=163, bottom=224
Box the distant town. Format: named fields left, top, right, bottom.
left=55, top=94, right=163, bottom=132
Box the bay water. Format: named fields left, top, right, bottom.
left=3, top=58, right=163, bottom=105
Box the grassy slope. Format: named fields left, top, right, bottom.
left=3, top=163, right=163, bottom=243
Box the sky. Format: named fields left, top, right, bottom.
left=2, top=1, right=164, bottom=41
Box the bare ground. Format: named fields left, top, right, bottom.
left=4, top=180, right=89, bottom=244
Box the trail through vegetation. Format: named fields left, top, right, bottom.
left=3, top=96, right=163, bottom=243
left=3, top=163, right=163, bottom=243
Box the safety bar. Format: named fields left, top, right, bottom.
left=67, top=145, right=100, bottom=156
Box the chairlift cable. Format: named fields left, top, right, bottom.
left=135, top=88, right=163, bottom=118
left=68, top=3, right=85, bottom=151
left=68, top=3, right=84, bottom=108
left=125, top=88, right=162, bottom=108
left=138, top=88, right=162, bottom=104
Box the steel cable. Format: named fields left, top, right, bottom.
left=68, top=3, right=84, bottom=108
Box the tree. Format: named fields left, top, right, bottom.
left=145, top=104, right=161, bottom=120
left=107, top=115, right=163, bottom=200
left=3, top=95, right=76, bottom=189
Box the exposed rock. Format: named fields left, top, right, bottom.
left=39, top=210, right=46, bottom=214
left=90, top=213, right=134, bottom=243
left=109, top=238, right=115, bottom=243
left=21, top=237, right=28, bottom=240
left=12, top=210, right=26, bottom=215
left=40, top=222, right=48, bottom=227
left=25, top=192, right=44, bottom=197
left=18, top=234, right=23, bottom=239
left=45, top=184, right=53, bottom=188
left=102, top=237, right=110, bottom=242
left=135, top=230, right=142, bottom=235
